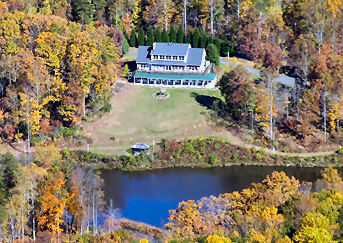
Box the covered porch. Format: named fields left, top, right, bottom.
left=133, top=72, right=217, bottom=89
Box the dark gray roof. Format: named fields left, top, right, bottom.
left=131, top=142, right=150, bottom=150
left=137, top=46, right=151, bottom=63
left=186, top=48, right=205, bottom=66
left=150, top=42, right=190, bottom=56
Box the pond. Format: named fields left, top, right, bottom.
left=100, top=166, right=327, bottom=227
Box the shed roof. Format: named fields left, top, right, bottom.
left=131, top=142, right=150, bottom=150
left=134, top=72, right=217, bottom=81
left=150, top=42, right=190, bottom=56
left=274, top=76, right=295, bottom=87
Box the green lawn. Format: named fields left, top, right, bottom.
left=86, top=86, right=223, bottom=155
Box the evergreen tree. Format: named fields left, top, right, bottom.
left=200, top=33, right=208, bottom=48
left=208, top=36, right=214, bottom=47
left=221, top=38, right=229, bottom=57
left=169, top=25, right=177, bottom=43
left=162, top=28, right=169, bottom=42
left=146, top=26, right=154, bottom=46
left=71, top=0, right=95, bottom=25
left=177, top=24, right=184, bottom=43
left=206, top=43, right=219, bottom=66
left=155, top=28, right=162, bottom=42
left=122, top=37, right=129, bottom=55
left=93, top=0, right=106, bottom=22
left=129, top=29, right=137, bottom=47
left=138, top=28, right=145, bottom=46
left=123, top=28, right=129, bottom=41
left=1, top=153, right=20, bottom=197
left=192, top=28, right=200, bottom=48
left=185, top=29, right=192, bottom=44
left=215, top=37, right=222, bottom=55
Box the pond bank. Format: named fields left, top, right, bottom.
left=67, top=137, right=343, bottom=171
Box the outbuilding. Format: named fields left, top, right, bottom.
left=131, top=142, right=150, bottom=155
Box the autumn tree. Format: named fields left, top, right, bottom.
left=219, top=65, right=256, bottom=122
left=37, top=171, right=67, bottom=237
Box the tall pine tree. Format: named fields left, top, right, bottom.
left=123, top=28, right=129, bottom=41
left=208, top=36, right=214, bottom=47
left=162, top=28, right=169, bottom=42
left=146, top=26, right=154, bottom=46
left=215, top=37, right=221, bottom=55
left=130, top=30, right=137, bottom=47
left=221, top=38, right=229, bottom=57
left=185, top=29, right=192, bottom=44
left=192, top=28, right=200, bottom=48
left=169, top=25, right=176, bottom=43
left=200, top=32, right=208, bottom=48
left=155, top=28, right=162, bottom=42
left=71, top=0, right=95, bottom=25
left=206, top=43, right=219, bottom=66
left=177, top=24, right=184, bottom=43
left=138, top=28, right=145, bottom=46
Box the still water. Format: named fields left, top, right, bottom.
left=100, top=166, right=326, bottom=227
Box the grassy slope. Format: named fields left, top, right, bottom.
left=86, top=86, right=223, bottom=155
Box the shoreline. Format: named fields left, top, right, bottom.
left=67, top=137, right=342, bottom=172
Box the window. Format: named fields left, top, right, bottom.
left=173, top=56, right=178, bottom=60
left=153, top=55, right=158, bottom=59
left=160, top=55, right=165, bottom=59
left=166, top=56, right=171, bottom=60
left=179, top=56, right=184, bottom=61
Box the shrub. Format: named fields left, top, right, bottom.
left=209, top=153, right=218, bottom=164
left=231, top=152, right=239, bottom=162
left=101, top=102, right=112, bottom=113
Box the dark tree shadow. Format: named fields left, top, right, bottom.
left=190, top=92, right=224, bottom=111
left=124, top=61, right=136, bottom=72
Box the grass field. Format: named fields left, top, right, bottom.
left=84, top=85, right=225, bottom=155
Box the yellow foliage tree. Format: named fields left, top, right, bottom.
left=165, top=200, right=206, bottom=239
left=206, top=234, right=232, bottom=243
left=37, top=171, right=67, bottom=235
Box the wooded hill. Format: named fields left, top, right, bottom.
left=0, top=4, right=123, bottom=149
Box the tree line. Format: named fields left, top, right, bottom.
left=167, top=168, right=343, bottom=242
left=0, top=148, right=109, bottom=241
left=0, top=5, right=122, bottom=149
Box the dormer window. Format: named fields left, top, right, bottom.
left=153, top=55, right=158, bottom=59
left=179, top=56, right=184, bottom=61
left=160, top=55, right=165, bottom=60
left=166, top=56, right=171, bottom=60
left=173, top=56, right=178, bottom=60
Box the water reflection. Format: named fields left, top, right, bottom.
left=100, top=166, right=327, bottom=226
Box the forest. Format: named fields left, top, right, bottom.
left=167, top=168, right=343, bottom=243
left=2, top=0, right=343, bottom=151
left=1, top=0, right=343, bottom=241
